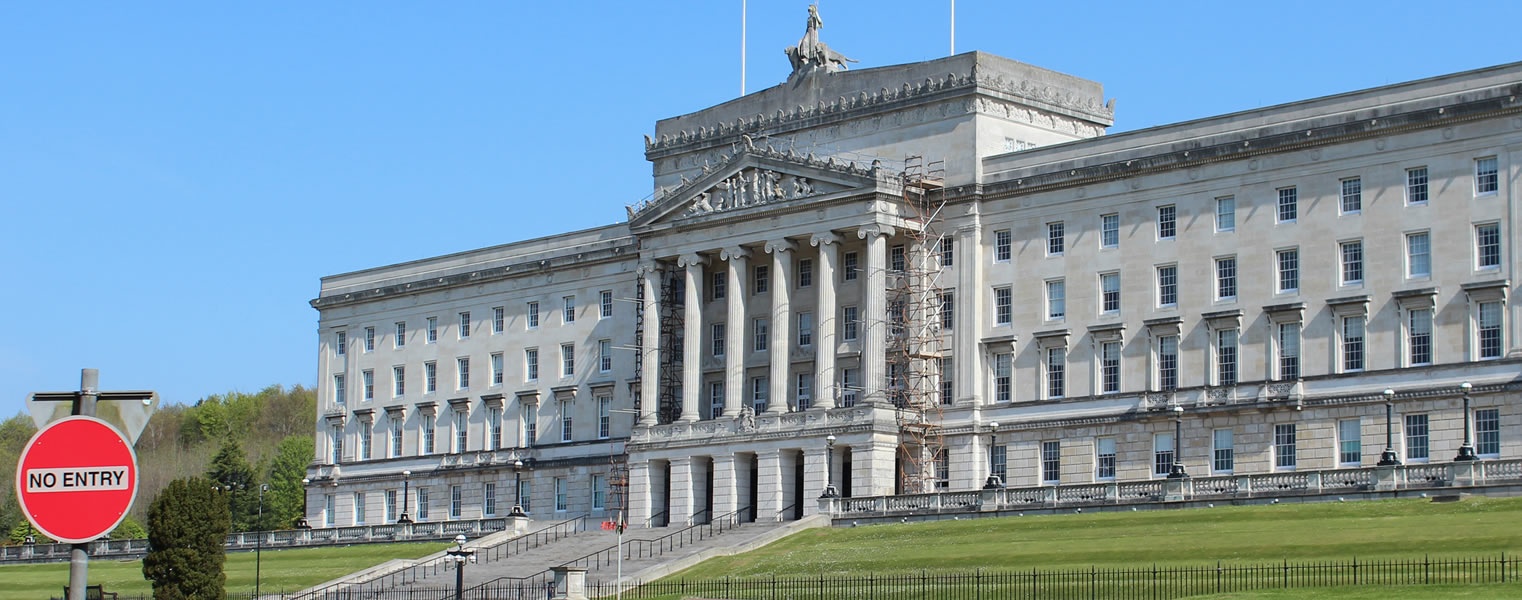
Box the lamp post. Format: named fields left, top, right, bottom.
left=1168, top=406, right=1188, bottom=479
left=446, top=534, right=475, bottom=600
left=509, top=459, right=527, bottom=517
left=820, top=434, right=840, bottom=498
left=1455, top=382, right=1478, bottom=461
left=983, top=422, right=1004, bottom=489
left=296, top=478, right=312, bottom=529
left=398, top=470, right=414, bottom=524
left=256, top=484, right=268, bottom=599
left=1378, top=389, right=1401, bottom=466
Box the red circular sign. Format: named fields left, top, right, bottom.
left=15, top=416, right=139, bottom=544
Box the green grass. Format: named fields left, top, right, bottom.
left=0, top=542, right=450, bottom=599
left=1180, top=583, right=1522, bottom=599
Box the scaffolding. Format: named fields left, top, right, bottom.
left=889, top=155, right=948, bottom=495
left=656, top=270, right=686, bottom=424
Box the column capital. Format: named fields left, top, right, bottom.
left=636, top=261, right=661, bottom=276
left=720, top=246, right=751, bottom=261
left=670, top=456, right=694, bottom=467
left=764, top=239, right=798, bottom=254
left=677, top=253, right=706, bottom=268
left=857, top=224, right=897, bottom=240
left=809, top=232, right=842, bottom=247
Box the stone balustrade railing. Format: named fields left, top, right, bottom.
left=822, top=459, right=1522, bottom=519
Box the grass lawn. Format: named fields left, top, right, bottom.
left=1180, top=582, right=1522, bottom=599
left=0, top=542, right=449, bottom=599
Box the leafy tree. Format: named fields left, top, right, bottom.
left=0, top=413, right=37, bottom=541
left=206, top=440, right=256, bottom=531
left=8, top=520, right=51, bottom=544
left=264, top=435, right=314, bottom=529
left=110, top=515, right=147, bottom=540
left=143, top=477, right=229, bottom=600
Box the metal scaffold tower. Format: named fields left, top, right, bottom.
left=890, top=155, right=949, bottom=495
left=657, top=271, right=686, bottom=424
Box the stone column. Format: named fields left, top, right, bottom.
left=765, top=239, right=796, bottom=414
left=550, top=566, right=588, bottom=600
left=720, top=247, right=750, bottom=416
left=712, top=454, right=738, bottom=518
left=802, top=446, right=828, bottom=516
left=669, top=456, right=694, bottom=526
left=638, top=264, right=661, bottom=425
left=856, top=225, right=895, bottom=403
left=627, top=460, right=651, bottom=528
left=678, top=254, right=705, bottom=423
left=811, top=232, right=841, bottom=407
left=953, top=225, right=984, bottom=405
left=852, top=441, right=897, bottom=498
left=756, top=448, right=783, bottom=520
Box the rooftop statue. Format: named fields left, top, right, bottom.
left=785, top=4, right=856, bottom=78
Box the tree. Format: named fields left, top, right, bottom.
left=264, top=435, right=314, bottom=530
left=143, top=477, right=229, bottom=600
left=206, top=440, right=256, bottom=531
left=8, top=520, right=50, bottom=545
left=110, top=515, right=147, bottom=540
left=0, top=413, right=37, bottom=542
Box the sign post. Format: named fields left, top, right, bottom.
left=20, top=369, right=153, bottom=600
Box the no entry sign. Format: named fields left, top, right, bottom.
left=15, top=416, right=139, bottom=544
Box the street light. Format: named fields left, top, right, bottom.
left=509, top=460, right=527, bottom=517
left=1168, top=406, right=1188, bottom=479
left=446, top=534, right=476, bottom=600
left=1455, top=382, right=1478, bottom=462
left=296, top=478, right=312, bottom=529
left=983, top=422, right=1004, bottom=489
left=256, top=484, right=268, bottom=599
left=398, top=470, right=414, bottom=524
left=820, top=434, right=840, bottom=498
left=1378, top=389, right=1401, bottom=466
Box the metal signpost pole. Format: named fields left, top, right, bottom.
left=67, top=369, right=99, bottom=600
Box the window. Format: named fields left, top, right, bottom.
left=421, top=414, right=435, bottom=455
left=563, top=296, right=575, bottom=323
left=1476, top=157, right=1499, bottom=194
left=1213, top=429, right=1234, bottom=473
left=1338, top=419, right=1361, bottom=465
left=841, top=369, right=859, bottom=407
left=1476, top=409, right=1500, bottom=457
left=1046, top=280, right=1065, bottom=319
left=395, top=322, right=406, bottom=348
left=1479, top=301, right=1503, bottom=360
left=711, top=272, right=726, bottom=300
left=1157, top=336, right=1178, bottom=391
left=1096, top=438, right=1117, bottom=480
left=427, top=317, right=438, bottom=343
left=1407, top=232, right=1431, bottom=277
left=1274, top=424, right=1297, bottom=469
left=939, top=357, right=953, bottom=404
left=940, top=292, right=955, bottom=329
left=493, top=306, right=505, bottom=334
left=355, top=492, right=366, bottom=525
left=712, top=323, right=726, bottom=357
left=795, top=373, right=813, bottom=410
left=994, top=287, right=1012, bottom=325
left=1477, top=223, right=1501, bottom=269
left=592, top=475, right=606, bottom=511
left=1406, top=167, right=1428, bottom=204
left=891, top=245, right=906, bottom=272
left=491, top=353, right=504, bottom=386
left=456, top=357, right=470, bottom=389
left=600, top=290, right=614, bottom=319
left=453, top=411, right=468, bottom=453
left=994, top=353, right=1012, bottom=403
left=1408, top=308, right=1433, bottom=366
left=362, top=370, right=374, bottom=401
left=334, top=374, right=346, bottom=406
left=335, top=331, right=346, bottom=356
left=425, top=362, right=437, bottom=393
left=561, top=343, right=575, bottom=377
left=1100, top=273, right=1120, bottom=313
left=527, top=302, right=539, bottom=328
left=1216, top=257, right=1237, bottom=300
left=1341, top=178, right=1362, bottom=213
left=989, top=444, right=1007, bottom=483
left=1047, top=222, right=1065, bottom=255
left=1157, top=206, right=1176, bottom=239
left=560, top=400, right=573, bottom=442
left=449, top=485, right=462, bottom=519
left=393, top=366, right=405, bottom=397
left=1341, top=241, right=1364, bottom=284
left=599, top=339, right=612, bottom=373
left=484, top=483, right=497, bottom=517
left=1101, top=342, right=1120, bottom=393
left=754, top=265, right=769, bottom=293
left=994, top=229, right=1011, bottom=262
left=1277, top=249, right=1299, bottom=293
left=385, top=489, right=399, bottom=522
left=1153, top=433, right=1175, bottom=477
left=798, top=312, right=814, bottom=347
left=487, top=407, right=501, bottom=450
left=1046, top=347, right=1066, bottom=399
left=330, top=425, right=343, bottom=463
left=842, top=307, right=858, bottom=341
left=1101, top=214, right=1119, bottom=248
left=1277, top=187, right=1298, bottom=222
left=1216, top=197, right=1235, bottom=231
left=1404, top=414, right=1429, bottom=461
left=458, top=312, right=470, bottom=339
left=797, top=259, right=813, bottom=287
left=358, top=424, right=371, bottom=461
left=1278, top=323, right=1300, bottom=380
left=939, top=237, right=954, bottom=267
left=517, top=480, right=532, bottom=513
left=1041, top=441, right=1061, bottom=484
left=523, top=406, right=536, bottom=445
left=364, top=327, right=375, bottom=353
left=1157, top=265, right=1177, bottom=307
left=843, top=252, right=858, bottom=280
left=753, top=318, right=768, bottom=352
left=934, top=450, right=950, bottom=490
left=750, top=377, right=767, bottom=413
left=709, top=382, right=724, bottom=419
left=1342, top=316, right=1365, bottom=372
left=1217, top=328, right=1238, bottom=386
left=389, top=417, right=403, bottom=458
left=417, top=488, right=429, bottom=520
left=521, top=349, right=539, bottom=382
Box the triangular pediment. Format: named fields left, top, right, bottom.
left=628, top=146, right=888, bottom=229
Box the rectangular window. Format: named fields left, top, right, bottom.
left=934, top=450, right=949, bottom=490
left=1341, top=178, right=1362, bottom=213
left=358, top=424, right=371, bottom=460
left=334, top=374, right=346, bottom=405
left=563, top=296, right=575, bottom=323
left=335, top=331, right=346, bottom=356
left=939, top=357, right=953, bottom=405
left=1407, top=232, right=1431, bottom=277
left=753, top=318, right=768, bottom=352
left=1274, top=424, right=1297, bottom=469
left=395, top=322, right=406, bottom=348
left=1341, top=241, right=1364, bottom=284
left=1477, top=223, right=1501, bottom=269
left=592, top=475, right=606, bottom=511
left=364, top=327, right=375, bottom=353
left=842, top=306, right=858, bottom=341
left=417, top=488, right=429, bottom=520
left=1476, top=157, right=1499, bottom=194
left=459, top=312, right=470, bottom=340
left=1047, top=222, right=1065, bottom=255
left=1277, top=187, right=1298, bottom=222
left=891, top=244, right=906, bottom=272
left=427, top=317, right=438, bottom=343
left=1343, top=316, right=1365, bottom=372
left=421, top=414, right=435, bottom=455
left=1100, top=273, right=1120, bottom=313
left=453, top=411, right=468, bottom=453
left=560, top=400, right=573, bottom=442
left=362, top=370, right=374, bottom=401
left=1407, top=167, right=1429, bottom=204
left=841, top=369, right=859, bottom=407
left=424, top=362, right=437, bottom=393
left=456, top=357, right=469, bottom=389
left=1041, top=441, right=1061, bottom=484
left=1158, top=336, right=1178, bottom=391
left=1277, top=249, right=1299, bottom=293
left=1154, top=433, right=1175, bottom=477
left=491, top=353, right=504, bottom=386
left=1476, top=409, right=1500, bottom=457
left=1339, top=419, right=1362, bottom=465
left=709, top=382, right=724, bottom=419
left=561, top=343, right=575, bottom=377
left=754, top=265, right=769, bottom=294
left=599, top=339, right=612, bottom=373
left=1047, top=280, right=1065, bottom=320
left=1278, top=323, right=1300, bottom=380
left=795, top=373, right=813, bottom=410
left=493, top=307, right=505, bottom=334
left=449, top=485, right=462, bottom=519
left=939, top=237, right=954, bottom=267
left=843, top=252, right=858, bottom=281
left=994, top=229, right=1012, bottom=262
left=1101, top=342, right=1120, bottom=393
left=1479, top=301, right=1503, bottom=360
left=523, top=406, right=536, bottom=446
left=1101, top=214, right=1119, bottom=248
left=1409, top=308, right=1433, bottom=366
left=1216, top=257, right=1237, bottom=300
left=1216, top=197, right=1235, bottom=232
left=518, top=481, right=532, bottom=513
left=797, top=259, right=813, bottom=288
left=751, top=377, right=768, bottom=414
left=940, top=292, right=954, bottom=329
left=712, top=323, right=726, bottom=357
left=527, top=302, right=539, bottom=329
left=355, top=492, right=366, bottom=525
left=1046, top=347, right=1066, bottom=399
left=1217, top=328, right=1238, bottom=386
left=598, top=396, right=610, bottom=438
left=330, top=425, right=343, bottom=463
left=1096, top=438, right=1117, bottom=480
left=989, top=445, right=1007, bottom=483
left=994, top=287, right=1012, bottom=325
left=994, top=353, right=1012, bottom=403
left=484, top=482, right=497, bottom=517
left=1157, top=205, right=1176, bottom=240
left=390, top=417, right=403, bottom=458
left=1213, top=429, right=1234, bottom=473
left=1157, top=265, right=1177, bottom=307
left=600, top=290, right=614, bottom=319
left=486, top=407, right=501, bottom=451
left=1404, top=414, right=1429, bottom=461
left=798, top=312, right=814, bottom=347
left=711, top=272, right=726, bottom=300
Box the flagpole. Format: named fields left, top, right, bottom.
left=740, top=0, right=747, bottom=95
left=950, top=0, right=956, bottom=55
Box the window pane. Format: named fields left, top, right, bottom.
left=1341, top=178, right=1362, bottom=213
left=1407, top=233, right=1430, bottom=277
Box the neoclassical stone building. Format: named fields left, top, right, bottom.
left=304, top=20, right=1521, bottom=529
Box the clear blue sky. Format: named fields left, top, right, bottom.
left=3, top=1, right=1519, bottom=418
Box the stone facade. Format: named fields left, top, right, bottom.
left=305, top=33, right=1522, bottom=530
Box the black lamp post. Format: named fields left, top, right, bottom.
left=398, top=470, right=414, bottom=524
left=256, top=484, right=268, bottom=599
left=1167, top=406, right=1188, bottom=479
left=446, top=534, right=475, bottom=600
left=296, top=478, right=312, bottom=529
left=509, top=459, right=527, bottom=517
left=983, top=421, right=1004, bottom=489
left=1378, top=388, right=1402, bottom=466
left=1455, top=382, right=1478, bottom=461
left=820, top=434, right=840, bottom=498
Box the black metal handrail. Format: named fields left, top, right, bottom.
left=480, top=514, right=588, bottom=564
left=644, top=509, right=669, bottom=528
left=775, top=502, right=798, bottom=522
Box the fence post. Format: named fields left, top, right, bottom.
left=1503, top=552, right=1508, bottom=583
left=1425, top=554, right=1429, bottom=584
left=1216, top=561, right=1221, bottom=594
left=1090, top=565, right=1096, bottom=600
left=921, top=569, right=926, bottom=599
left=1282, top=558, right=1288, bottom=589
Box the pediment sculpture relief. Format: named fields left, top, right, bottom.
left=683, top=167, right=832, bottom=218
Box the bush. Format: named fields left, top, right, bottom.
left=143, top=477, right=230, bottom=600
